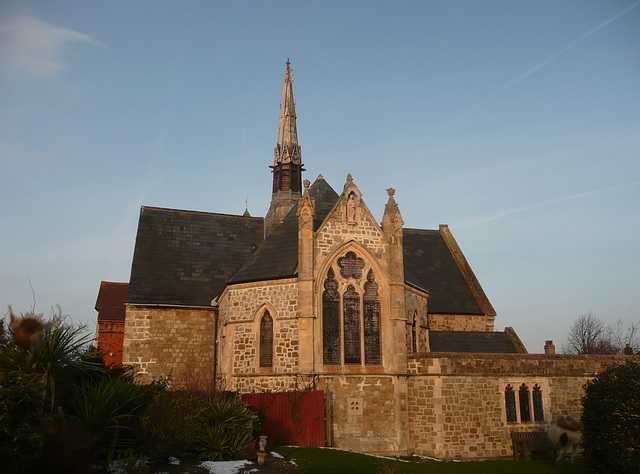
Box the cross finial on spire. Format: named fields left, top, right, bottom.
left=285, top=58, right=292, bottom=82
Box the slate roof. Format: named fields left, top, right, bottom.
left=229, top=205, right=299, bottom=284
left=95, top=281, right=128, bottom=321
left=126, top=177, right=488, bottom=317
left=309, top=175, right=341, bottom=231
left=429, top=331, right=519, bottom=353
left=127, top=207, right=263, bottom=306
left=403, top=229, right=484, bottom=315
left=229, top=176, right=339, bottom=284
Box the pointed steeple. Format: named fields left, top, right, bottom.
left=274, top=59, right=301, bottom=165
left=265, top=59, right=305, bottom=237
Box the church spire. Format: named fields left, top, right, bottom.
left=265, top=59, right=305, bottom=237
left=274, top=58, right=301, bottom=165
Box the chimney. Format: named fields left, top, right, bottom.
left=544, top=340, right=555, bottom=355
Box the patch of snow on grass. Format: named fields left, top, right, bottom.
left=270, top=451, right=284, bottom=458
left=168, top=456, right=180, bottom=465
left=199, top=460, right=253, bottom=474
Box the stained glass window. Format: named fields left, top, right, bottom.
left=343, top=285, right=361, bottom=364
left=259, top=311, right=273, bottom=368
left=322, top=269, right=340, bottom=364
left=505, top=385, right=517, bottom=422
left=519, top=383, right=531, bottom=422
left=363, top=270, right=381, bottom=365
left=338, top=252, right=365, bottom=280
left=533, top=384, right=544, bottom=422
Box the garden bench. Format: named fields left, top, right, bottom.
left=511, top=431, right=555, bottom=460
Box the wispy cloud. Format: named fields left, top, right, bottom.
left=0, top=12, right=107, bottom=79
left=455, top=180, right=640, bottom=229
left=472, top=1, right=640, bottom=110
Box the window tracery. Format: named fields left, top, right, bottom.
left=321, top=252, right=382, bottom=366
left=338, top=252, right=365, bottom=279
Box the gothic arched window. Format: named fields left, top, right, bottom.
left=259, top=311, right=273, bottom=368
left=519, top=383, right=531, bottom=422
left=505, top=384, right=517, bottom=422
left=322, top=269, right=340, bottom=365
left=363, top=271, right=381, bottom=364
left=343, top=285, right=361, bottom=364
left=321, top=253, right=382, bottom=366
left=533, top=384, right=544, bottom=422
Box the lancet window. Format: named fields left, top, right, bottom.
left=322, top=252, right=382, bottom=366
left=259, top=311, right=273, bottom=368
left=505, top=384, right=517, bottom=422
left=533, top=384, right=544, bottom=422
left=519, top=383, right=531, bottom=422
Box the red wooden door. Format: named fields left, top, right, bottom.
left=241, top=390, right=326, bottom=447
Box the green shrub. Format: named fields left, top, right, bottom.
left=193, top=394, right=256, bottom=461
left=63, top=371, right=164, bottom=457
left=0, top=371, right=52, bottom=472
left=581, top=360, right=640, bottom=473
left=138, top=390, right=208, bottom=461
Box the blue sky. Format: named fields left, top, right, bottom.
left=1, top=1, right=638, bottom=352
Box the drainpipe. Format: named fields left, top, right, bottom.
left=211, top=297, right=219, bottom=394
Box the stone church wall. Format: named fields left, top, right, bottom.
left=407, top=353, right=632, bottom=459
left=122, top=305, right=216, bottom=382
left=318, top=375, right=406, bottom=454
left=316, top=203, right=384, bottom=259
left=404, top=289, right=429, bottom=352
left=220, top=279, right=299, bottom=379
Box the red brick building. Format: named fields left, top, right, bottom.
left=95, top=281, right=128, bottom=367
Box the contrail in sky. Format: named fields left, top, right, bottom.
left=455, top=180, right=640, bottom=229
left=474, top=1, right=640, bottom=109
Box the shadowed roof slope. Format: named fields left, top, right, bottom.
left=403, top=229, right=484, bottom=315
left=429, top=331, right=519, bottom=353
left=230, top=175, right=339, bottom=284
left=309, top=175, right=340, bottom=231
left=229, top=204, right=299, bottom=284
left=95, top=281, right=128, bottom=321
left=127, top=206, right=263, bottom=306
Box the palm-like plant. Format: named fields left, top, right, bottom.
left=28, top=321, right=105, bottom=410
left=193, top=395, right=256, bottom=461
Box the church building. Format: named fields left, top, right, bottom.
left=120, top=60, right=629, bottom=459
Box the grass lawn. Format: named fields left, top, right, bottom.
left=271, top=446, right=590, bottom=474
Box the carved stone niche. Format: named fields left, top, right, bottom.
left=342, top=173, right=362, bottom=226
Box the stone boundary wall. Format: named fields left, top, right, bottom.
left=407, top=353, right=634, bottom=460
left=123, top=305, right=216, bottom=382
left=427, top=314, right=492, bottom=332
